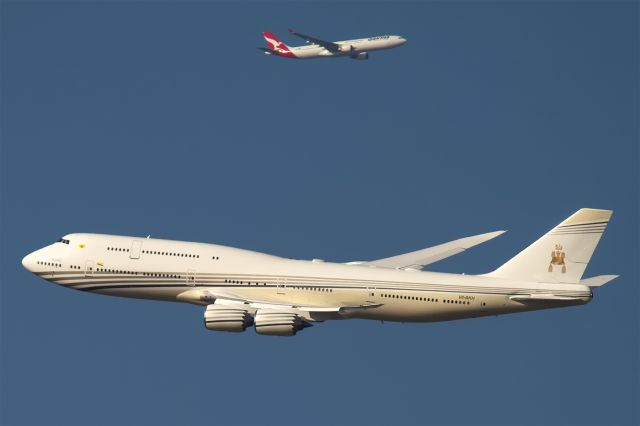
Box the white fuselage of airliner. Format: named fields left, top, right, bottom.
left=22, top=209, right=615, bottom=336
left=23, top=233, right=593, bottom=318
left=289, top=35, right=407, bottom=58
left=259, top=30, right=406, bottom=60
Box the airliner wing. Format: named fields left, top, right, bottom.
left=354, top=231, right=506, bottom=270
left=177, top=288, right=380, bottom=321
left=288, top=28, right=341, bottom=52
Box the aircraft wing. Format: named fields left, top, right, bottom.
left=176, top=288, right=380, bottom=321
left=353, top=231, right=506, bottom=270
left=288, top=28, right=342, bottom=52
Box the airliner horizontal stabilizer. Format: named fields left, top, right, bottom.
left=580, top=275, right=619, bottom=287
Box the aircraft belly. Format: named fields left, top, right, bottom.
left=91, top=286, right=184, bottom=302
left=345, top=292, right=587, bottom=323
left=360, top=41, right=390, bottom=52
left=229, top=286, right=365, bottom=307
left=294, top=48, right=330, bottom=58
left=318, top=50, right=339, bottom=58
left=348, top=302, right=495, bottom=323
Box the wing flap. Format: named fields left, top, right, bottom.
left=360, top=230, right=506, bottom=270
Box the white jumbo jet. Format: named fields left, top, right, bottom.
left=22, top=208, right=617, bottom=336
left=259, top=29, right=407, bottom=60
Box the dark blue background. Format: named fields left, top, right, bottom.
left=2, top=2, right=638, bottom=425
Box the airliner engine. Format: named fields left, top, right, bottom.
left=351, top=52, right=369, bottom=60
left=204, top=305, right=253, bottom=332
left=254, top=310, right=312, bottom=336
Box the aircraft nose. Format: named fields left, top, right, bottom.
left=399, top=37, right=407, bottom=44
left=22, top=252, right=36, bottom=272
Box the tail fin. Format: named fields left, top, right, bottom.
left=486, top=208, right=612, bottom=284
left=262, top=32, right=295, bottom=57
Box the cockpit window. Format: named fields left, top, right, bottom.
left=57, top=238, right=70, bottom=245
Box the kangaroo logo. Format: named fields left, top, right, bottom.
left=548, top=244, right=566, bottom=273
left=264, top=36, right=289, bottom=54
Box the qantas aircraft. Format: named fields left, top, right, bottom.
left=22, top=208, right=616, bottom=336
left=258, top=29, right=407, bottom=60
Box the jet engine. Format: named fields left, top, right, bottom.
left=350, top=52, right=369, bottom=60
left=254, top=310, right=312, bottom=336
left=204, top=305, right=253, bottom=332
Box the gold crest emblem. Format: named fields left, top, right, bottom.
left=548, top=244, right=566, bottom=273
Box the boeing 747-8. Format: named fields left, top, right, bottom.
left=259, top=29, right=406, bottom=60
left=22, top=208, right=617, bottom=336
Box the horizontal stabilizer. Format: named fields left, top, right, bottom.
left=358, top=230, right=506, bottom=270
left=580, top=275, right=619, bottom=287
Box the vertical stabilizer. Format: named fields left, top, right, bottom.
left=486, top=208, right=612, bottom=284
left=261, top=32, right=296, bottom=58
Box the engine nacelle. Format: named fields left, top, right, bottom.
left=254, top=310, right=312, bottom=336
left=350, top=52, right=369, bottom=60
left=204, top=305, right=253, bottom=332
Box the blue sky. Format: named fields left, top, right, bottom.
left=1, top=2, right=638, bottom=425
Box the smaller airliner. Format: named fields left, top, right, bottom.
left=259, top=29, right=407, bottom=60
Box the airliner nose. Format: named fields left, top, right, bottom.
left=22, top=252, right=35, bottom=272
left=399, top=36, right=407, bottom=44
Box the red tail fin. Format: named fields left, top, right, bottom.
left=262, top=32, right=296, bottom=58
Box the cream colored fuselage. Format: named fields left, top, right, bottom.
left=22, top=233, right=592, bottom=323
left=291, top=35, right=406, bottom=58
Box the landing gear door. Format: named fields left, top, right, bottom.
left=130, top=240, right=142, bottom=259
